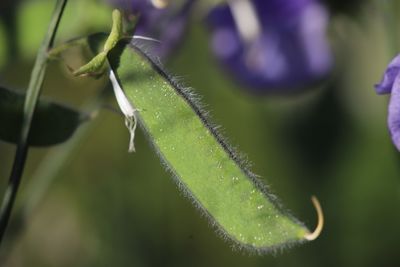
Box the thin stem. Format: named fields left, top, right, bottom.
left=0, top=0, right=68, bottom=245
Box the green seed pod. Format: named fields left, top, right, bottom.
left=107, top=40, right=320, bottom=252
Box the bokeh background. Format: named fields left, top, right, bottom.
left=0, top=0, right=400, bottom=266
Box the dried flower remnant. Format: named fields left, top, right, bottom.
left=207, top=0, right=332, bottom=93
left=109, top=69, right=138, bottom=152
left=375, top=54, right=400, bottom=151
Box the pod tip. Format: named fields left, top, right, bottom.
left=304, top=195, right=324, bottom=241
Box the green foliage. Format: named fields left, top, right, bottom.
left=106, top=40, right=310, bottom=251
left=0, top=86, right=86, bottom=146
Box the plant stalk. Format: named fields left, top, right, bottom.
left=0, top=0, right=68, bottom=245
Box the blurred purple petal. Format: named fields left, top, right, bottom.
left=388, top=75, right=400, bottom=151
left=376, top=54, right=400, bottom=151
left=207, top=0, right=333, bottom=92
left=375, top=54, right=400, bottom=95
left=107, top=0, right=152, bottom=14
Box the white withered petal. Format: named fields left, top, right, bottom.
left=109, top=69, right=138, bottom=152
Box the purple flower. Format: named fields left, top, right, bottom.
left=107, top=0, right=195, bottom=58
left=206, top=0, right=333, bottom=93
left=375, top=54, right=400, bottom=151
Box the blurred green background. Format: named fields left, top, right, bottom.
left=1, top=0, right=400, bottom=266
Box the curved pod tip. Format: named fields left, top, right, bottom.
left=304, top=196, right=324, bottom=241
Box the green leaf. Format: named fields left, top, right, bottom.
left=0, top=86, right=86, bottom=146
left=107, top=41, right=315, bottom=252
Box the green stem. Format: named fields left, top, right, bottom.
left=0, top=0, right=68, bottom=245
